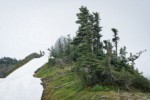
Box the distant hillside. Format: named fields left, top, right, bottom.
left=0, top=52, right=43, bottom=78
left=0, top=57, right=18, bottom=77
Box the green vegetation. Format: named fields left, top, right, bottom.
left=0, top=57, right=18, bottom=77
left=0, top=52, right=42, bottom=78
left=35, top=6, right=150, bottom=99
left=35, top=64, right=150, bottom=100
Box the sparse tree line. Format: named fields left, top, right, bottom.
left=48, top=6, right=150, bottom=92
left=0, top=57, right=18, bottom=77
left=0, top=57, right=18, bottom=65
left=0, top=52, right=43, bottom=78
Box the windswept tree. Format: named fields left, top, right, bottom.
left=72, top=6, right=103, bottom=58
left=119, top=46, right=128, bottom=62
left=112, top=28, right=119, bottom=62
left=103, top=40, right=113, bottom=67
left=93, top=12, right=103, bottom=56
left=72, top=6, right=95, bottom=61
left=64, top=34, right=72, bottom=56
left=57, top=38, right=64, bottom=58
left=48, top=46, right=57, bottom=58
left=128, top=50, right=146, bottom=66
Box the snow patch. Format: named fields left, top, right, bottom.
left=0, top=55, right=48, bottom=100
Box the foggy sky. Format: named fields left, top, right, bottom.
left=0, top=0, right=150, bottom=78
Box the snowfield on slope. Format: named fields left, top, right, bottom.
left=0, top=55, right=48, bottom=100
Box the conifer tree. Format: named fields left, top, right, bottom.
left=119, top=46, right=127, bottom=61
left=104, top=40, right=113, bottom=67
left=112, top=28, right=119, bottom=62
left=65, top=34, right=72, bottom=56
left=72, top=6, right=92, bottom=55
left=48, top=46, right=57, bottom=58
left=93, top=12, right=103, bottom=55
left=58, top=38, right=64, bottom=58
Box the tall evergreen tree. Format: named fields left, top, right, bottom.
left=65, top=34, right=72, bottom=56
left=58, top=38, right=64, bottom=58
left=119, top=46, right=127, bottom=61
left=72, top=6, right=92, bottom=55
left=72, top=6, right=103, bottom=58
left=112, top=28, right=119, bottom=62
left=48, top=46, right=57, bottom=58
left=103, top=40, right=113, bottom=63
left=93, top=12, right=103, bottom=55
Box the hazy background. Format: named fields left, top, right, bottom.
left=0, top=0, right=150, bottom=78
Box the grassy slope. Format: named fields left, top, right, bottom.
left=35, top=64, right=150, bottom=100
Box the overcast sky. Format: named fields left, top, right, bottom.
left=0, top=0, right=150, bottom=78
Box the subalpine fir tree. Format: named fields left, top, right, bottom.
left=72, top=6, right=92, bottom=55
left=64, top=34, right=72, bottom=56
left=72, top=6, right=103, bottom=58
left=57, top=38, right=64, bottom=58
left=119, top=46, right=127, bottom=61
left=112, top=28, right=119, bottom=62
left=103, top=40, right=113, bottom=67
left=93, top=12, right=103, bottom=55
